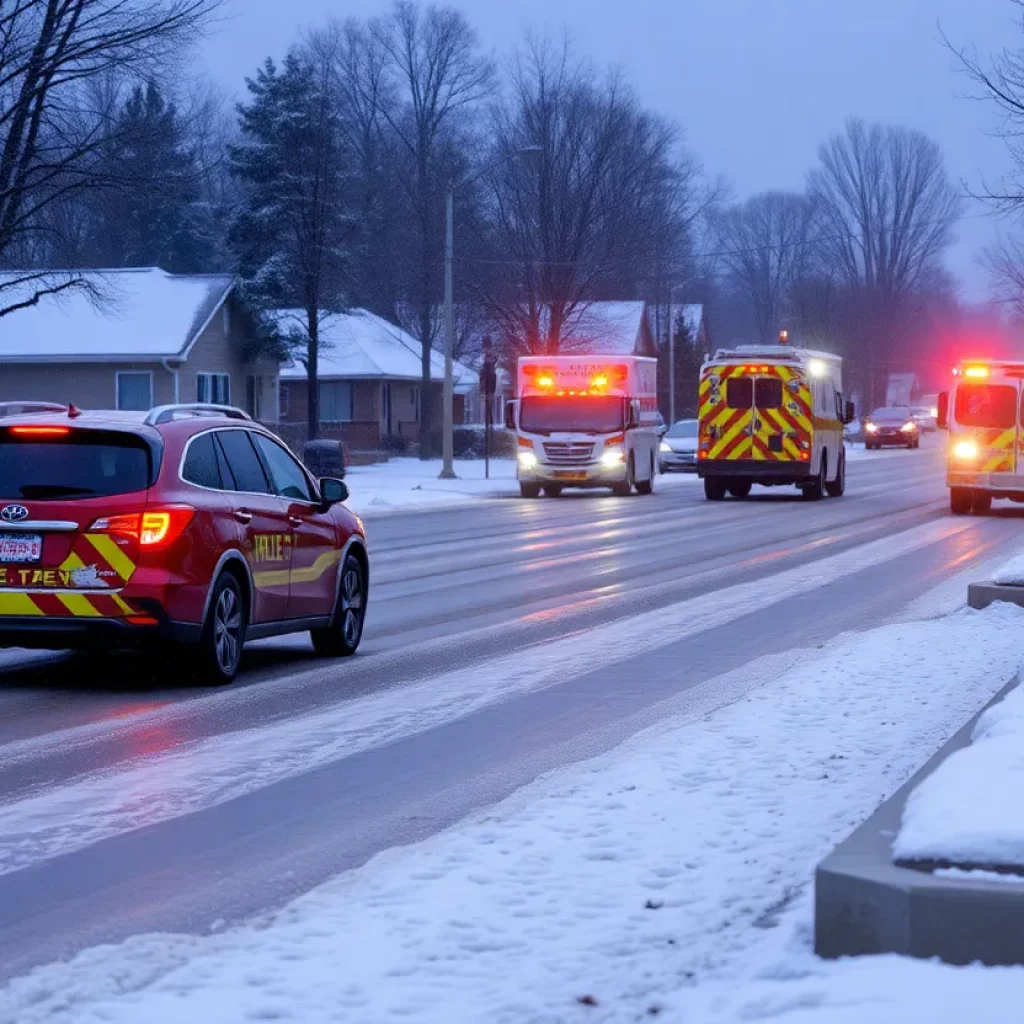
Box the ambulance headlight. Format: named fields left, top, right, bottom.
left=518, top=450, right=538, bottom=469
left=953, top=440, right=979, bottom=461
left=601, top=447, right=625, bottom=468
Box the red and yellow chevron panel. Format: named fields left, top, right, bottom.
left=699, top=363, right=812, bottom=463
left=974, top=428, right=1016, bottom=474
left=0, top=531, right=138, bottom=618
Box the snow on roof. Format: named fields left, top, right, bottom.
left=561, top=301, right=648, bottom=355
left=0, top=268, right=234, bottom=362
left=276, top=309, right=478, bottom=393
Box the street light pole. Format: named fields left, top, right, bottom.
left=440, top=184, right=456, bottom=480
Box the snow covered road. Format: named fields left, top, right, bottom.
left=0, top=437, right=1023, bottom=1006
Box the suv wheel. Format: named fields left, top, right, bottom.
left=190, top=572, right=246, bottom=685
left=312, top=553, right=367, bottom=658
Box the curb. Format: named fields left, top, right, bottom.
left=968, top=581, right=1024, bottom=611
left=815, top=673, right=1024, bottom=966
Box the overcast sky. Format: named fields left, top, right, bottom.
left=200, top=0, right=1022, bottom=300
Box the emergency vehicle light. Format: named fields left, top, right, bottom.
left=953, top=440, right=980, bottom=461
left=808, top=359, right=827, bottom=378
left=591, top=375, right=609, bottom=388
left=964, top=366, right=990, bottom=378
left=537, top=376, right=554, bottom=388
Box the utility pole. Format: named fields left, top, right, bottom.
left=440, top=185, right=456, bottom=479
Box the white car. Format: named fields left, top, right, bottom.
left=910, top=405, right=937, bottom=432
left=659, top=418, right=699, bottom=472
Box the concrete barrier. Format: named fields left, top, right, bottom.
left=815, top=675, right=1024, bottom=966
left=968, top=581, right=1024, bottom=611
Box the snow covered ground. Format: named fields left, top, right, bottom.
left=895, top=677, right=1024, bottom=870
left=342, top=457, right=700, bottom=515
left=994, top=551, right=1024, bottom=586
left=4, top=601, right=1023, bottom=1024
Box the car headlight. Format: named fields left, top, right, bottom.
left=601, top=447, right=625, bottom=468
left=953, top=440, right=979, bottom=461
left=865, top=422, right=878, bottom=433
left=929, top=407, right=938, bottom=418
left=659, top=441, right=672, bottom=453
left=900, top=422, right=917, bottom=433
left=518, top=450, right=538, bottom=469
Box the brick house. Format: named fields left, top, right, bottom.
left=0, top=268, right=278, bottom=418
left=276, top=308, right=478, bottom=449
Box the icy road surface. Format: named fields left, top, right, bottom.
left=0, top=435, right=1021, bottom=986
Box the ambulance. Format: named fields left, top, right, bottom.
left=938, top=360, right=1024, bottom=515
left=697, top=343, right=853, bottom=500
left=510, top=354, right=659, bottom=497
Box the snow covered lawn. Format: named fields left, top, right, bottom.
left=342, top=457, right=699, bottom=516
left=895, top=678, right=1024, bottom=870
left=5, top=602, right=1024, bottom=1024
left=994, top=551, right=1024, bottom=586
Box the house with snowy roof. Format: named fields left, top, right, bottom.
left=0, top=267, right=278, bottom=419
left=276, top=308, right=478, bottom=448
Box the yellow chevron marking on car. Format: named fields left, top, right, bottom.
left=85, top=533, right=136, bottom=583
left=0, top=593, right=44, bottom=616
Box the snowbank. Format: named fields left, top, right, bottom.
left=4, top=602, right=1023, bottom=1024
left=994, top=552, right=1024, bottom=586
left=895, top=678, right=1024, bottom=869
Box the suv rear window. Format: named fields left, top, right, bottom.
left=0, top=429, right=152, bottom=500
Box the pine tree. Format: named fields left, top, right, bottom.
left=230, top=53, right=353, bottom=440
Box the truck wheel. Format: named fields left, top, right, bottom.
left=520, top=482, right=541, bottom=498
left=825, top=452, right=846, bottom=497
left=612, top=456, right=635, bottom=497
left=950, top=488, right=972, bottom=515
left=972, top=491, right=993, bottom=515
left=802, top=454, right=826, bottom=501
left=635, top=456, right=655, bottom=495
left=704, top=477, right=727, bottom=501
left=543, top=485, right=562, bottom=498
left=728, top=480, right=752, bottom=498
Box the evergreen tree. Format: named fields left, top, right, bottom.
left=230, top=52, right=354, bottom=440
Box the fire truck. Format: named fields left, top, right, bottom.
left=510, top=355, right=659, bottom=498
left=697, top=343, right=853, bottom=500
left=938, top=360, right=1024, bottom=515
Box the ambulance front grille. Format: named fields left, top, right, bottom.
left=542, top=441, right=595, bottom=466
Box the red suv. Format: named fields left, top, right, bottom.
left=0, top=404, right=368, bottom=683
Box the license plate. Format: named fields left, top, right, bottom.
left=0, top=533, right=42, bottom=563
left=554, top=471, right=587, bottom=481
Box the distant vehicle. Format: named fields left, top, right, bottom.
left=510, top=355, right=659, bottom=497
left=0, top=402, right=67, bottom=418
left=697, top=344, right=853, bottom=501
left=0, top=403, right=368, bottom=683
left=659, top=419, right=699, bottom=473
left=864, top=407, right=919, bottom=449
left=909, top=405, right=937, bottom=432
left=940, top=361, right=1024, bottom=515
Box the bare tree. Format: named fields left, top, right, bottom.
left=0, top=0, right=224, bottom=317
left=808, top=119, right=961, bottom=404
left=481, top=36, right=702, bottom=357
left=374, top=0, right=493, bottom=456
left=713, top=191, right=818, bottom=343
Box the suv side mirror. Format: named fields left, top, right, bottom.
left=844, top=400, right=855, bottom=425
left=937, top=392, right=949, bottom=430
left=319, top=477, right=349, bottom=507
left=504, top=399, right=517, bottom=431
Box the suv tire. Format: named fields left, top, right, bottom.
left=190, top=572, right=247, bottom=685
left=311, top=553, right=367, bottom=658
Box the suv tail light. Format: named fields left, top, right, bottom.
left=90, top=507, right=195, bottom=548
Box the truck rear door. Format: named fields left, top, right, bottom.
left=952, top=381, right=1018, bottom=478
left=699, top=366, right=753, bottom=461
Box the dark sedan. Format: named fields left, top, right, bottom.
left=864, top=407, right=919, bottom=449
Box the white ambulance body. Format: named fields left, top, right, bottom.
left=513, top=355, right=658, bottom=498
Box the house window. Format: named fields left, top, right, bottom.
left=246, top=376, right=263, bottom=420
left=116, top=371, right=153, bottom=411
left=319, top=381, right=354, bottom=423
left=197, top=373, right=231, bottom=405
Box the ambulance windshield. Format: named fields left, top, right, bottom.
left=954, top=385, right=1017, bottom=429
left=519, top=395, right=625, bottom=434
